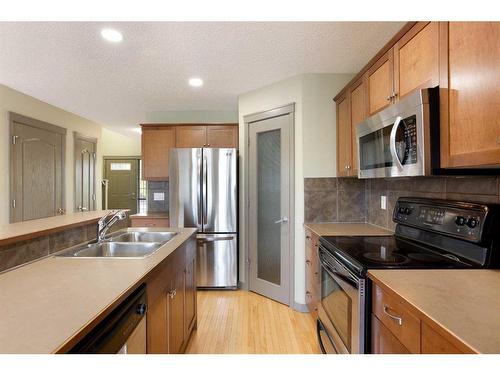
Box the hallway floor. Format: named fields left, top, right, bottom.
left=185, top=290, right=320, bottom=354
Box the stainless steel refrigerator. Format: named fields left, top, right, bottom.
left=169, top=148, right=237, bottom=289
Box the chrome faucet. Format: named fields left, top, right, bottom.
left=97, top=210, right=127, bottom=242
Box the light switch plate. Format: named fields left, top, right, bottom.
left=153, top=192, right=165, bottom=201
left=380, top=195, right=387, bottom=210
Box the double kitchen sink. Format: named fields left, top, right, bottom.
left=56, top=230, right=178, bottom=259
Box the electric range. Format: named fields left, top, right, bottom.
left=315, top=197, right=500, bottom=354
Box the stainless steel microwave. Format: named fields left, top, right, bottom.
left=356, top=87, right=439, bottom=179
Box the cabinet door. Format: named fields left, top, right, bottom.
left=142, top=127, right=176, bottom=180
left=394, top=22, right=439, bottom=99
left=147, top=296, right=168, bottom=353
left=206, top=125, right=239, bottom=148
left=184, top=255, right=197, bottom=335
left=371, top=315, right=410, bottom=354
left=175, top=126, right=207, bottom=148
left=367, top=49, right=394, bottom=115
left=421, top=322, right=463, bottom=354
left=336, top=93, right=352, bottom=177
left=168, top=268, right=186, bottom=353
left=349, top=77, right=367, bottom=175
left=440, top=22, right=500, bottom=168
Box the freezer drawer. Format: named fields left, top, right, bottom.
left=197, top=233, right=237, bottom=288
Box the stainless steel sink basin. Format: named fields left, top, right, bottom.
left=55, top=229, right=178, bottom=259
left=57, top=241, right=163, bottom=258
left=109, top=231, right=177, bottom=243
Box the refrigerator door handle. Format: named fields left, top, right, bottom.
left=197, top=235, right=235, bottom=243
left=203, top=155, right=208, bottom=226
left=197, top=151, right=202, bottom=227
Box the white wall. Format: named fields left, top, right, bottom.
left=101, top=127, right=141, bottom=157
left=0, top=84, right=106, bottom=224
left=238, top=73, right=353, bottom=308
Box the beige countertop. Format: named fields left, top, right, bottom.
left=368, top=269, right=500, bottom=354
left=0, top=210, right=121, bottom=246
left=304, top=222, right=393, bottom=237
left=0, top=227, right=196, bottom=354
left=130, top=212, right=169, bottom=219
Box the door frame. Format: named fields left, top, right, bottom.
left=243, top=103, right=295, bottom=307
left=103, top=155, right=141, bottom=212
left=74, top=132, right=97, bottom=212
left=9, top=112, right=67, bottom=222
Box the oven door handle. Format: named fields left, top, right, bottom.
left=389, top=115, right=404, bottom=170
left=316, top=319, right=339, bottom=354
left=323, top=266, right=359, bottom=287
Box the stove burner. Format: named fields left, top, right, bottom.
left=407, top=252, right=448, bottom=263
left=363, top=252, right=408, bottom=264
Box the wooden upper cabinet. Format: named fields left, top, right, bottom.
left=336, top=93, right=352, bottom=177
left=440, top=22, right=500, bottom=168
left=206, top=125, right=238, bottom=148
left=175, top=126, right=207, bottom=148
left=367, top=49, right=394, bottom=115
left=142, top=127, right=176, bottom=181
left=394, top=22, right=439, bottom=100
left=349, top=77, right=368, bottom=175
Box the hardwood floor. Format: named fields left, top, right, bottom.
left=185, top=290, right=321, bottom=354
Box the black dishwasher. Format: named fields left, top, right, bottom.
left=69, top=284, right=147, bottom=354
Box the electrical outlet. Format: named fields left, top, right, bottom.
left=380, top=195, right=387, bottom=210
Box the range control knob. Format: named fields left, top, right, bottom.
left=404, top=207, right=412, bottom=215
left=398, top=206, right=405, bottom=214
left=455, top=216, right=466, bottom=226
left=467, top=218, right=478, bottom=228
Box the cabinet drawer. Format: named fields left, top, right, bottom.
left=372, top=284, right=421, bottom=353
left=371, top=314, right=410, bottom=354
left=131, top=217, right=170, bottom=227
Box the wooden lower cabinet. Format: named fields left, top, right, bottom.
left=304, top=228, right=320, bottom=318
left=371, top=314, right=410, bottom=354
left=370, top=279, right=466, bottom=354
left=130, top=217, right=170, bottom=228
left=146, top=236, right=197, bottom=354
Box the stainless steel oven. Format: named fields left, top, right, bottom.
left=356, top=87, right=439, bottom=179
left=316, top=245, right=366, bottom=354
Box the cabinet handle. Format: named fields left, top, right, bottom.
left=386, top=95, right=391, bottom=101
left=345, top=165, right=351, bottom=170
left=306, top=260, right=311, bottom=266
left=168, top=289, right=177, bottom=299
left=383, top=305, right=403, bottom=326
left=306, top=291, right=312, bottom=298
left=306, top=235, right=311, bottom=240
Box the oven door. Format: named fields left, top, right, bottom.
left=317, top=246, right=366, bottom=354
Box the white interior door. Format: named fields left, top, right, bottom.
left=248, top=111, right=292, bottom=305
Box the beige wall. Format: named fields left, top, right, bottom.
left=101, top=127, right=141, bottom=157
left=0, top=84, right=105, bottom=224
left=238, top=73, right=353, bottom=308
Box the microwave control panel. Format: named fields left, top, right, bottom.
left=402, top=115, right=418, bottom=165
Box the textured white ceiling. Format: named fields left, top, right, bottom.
left=0, top=22, right=404, bottom=134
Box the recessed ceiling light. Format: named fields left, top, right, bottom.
left=189, top=78, right=203, bottom=87
left=101, top=28, right=123, bottom=43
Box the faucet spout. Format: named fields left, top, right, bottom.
left=97, top=210, right=127, bottom=242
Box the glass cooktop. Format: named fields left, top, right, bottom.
left=319, top=235, right=473, bottom=275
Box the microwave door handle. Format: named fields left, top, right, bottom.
left=389, top=116, right=404, bottom=170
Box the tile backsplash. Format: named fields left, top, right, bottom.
left=304, top=176, right=500, bottom=231
left=147, top=181, right=169, bottom=213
